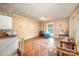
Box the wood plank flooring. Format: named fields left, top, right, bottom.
left=23, top=37, right=48, bottom=56
left=18, top=37, right=59, bottom=56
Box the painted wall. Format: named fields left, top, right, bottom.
left=40, top=19, right=69, bottom=38
left=69, top=5, right=79, bottom=52
left=12, top=15, right=40, bottom=40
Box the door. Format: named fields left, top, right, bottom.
left=47, top=23, right=55, bottom=37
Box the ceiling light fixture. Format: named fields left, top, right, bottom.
left=40, top=16, right=48, bottom=21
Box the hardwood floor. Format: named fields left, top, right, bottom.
left=23, top=37, right=48, bottom=56
left=18, top=37, right=59, bottom=56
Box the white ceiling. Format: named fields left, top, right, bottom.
left=0, top=3, right=78, bottom=21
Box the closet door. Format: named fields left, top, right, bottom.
left=75, top=15, right=79, bottom=52
left=70, top=15, right=79, bottom=52
left=70, top=16, right=77, bottom=40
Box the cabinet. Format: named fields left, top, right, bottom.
left=0, top=15, right=12, bottom=29
left=0, top=37, right=18, bottom=56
